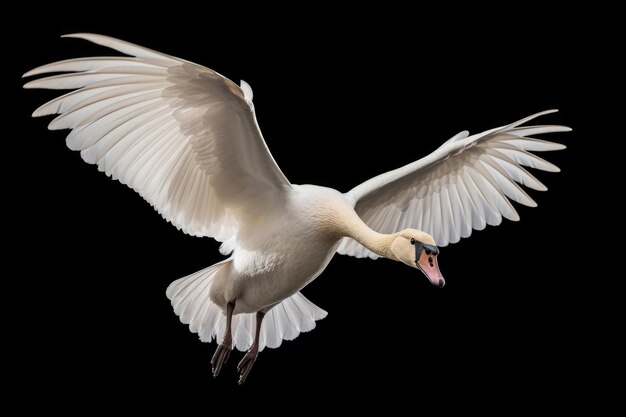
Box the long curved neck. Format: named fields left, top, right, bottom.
left=335, top=208, right=395, bottom=259
left=349, top=223, right=394, bottom=258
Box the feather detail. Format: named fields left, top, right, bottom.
left=166, top=260, right=326, bottom=352
left=24, top=33, right=291, bottom=241
left=339, top=111, right=569, bottom=254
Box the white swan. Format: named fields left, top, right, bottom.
left=24, top=34, right=570, bottom=384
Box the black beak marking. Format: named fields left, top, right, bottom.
left=414, top=241, right=424, bottom=263
left=424, top=244, right=439, bottom=256
left=414, top=241, right=439, bottom=263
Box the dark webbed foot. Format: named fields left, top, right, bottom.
left=211, top=342, right=232, bottom=377
left=237, top=349, right=258, bottom=384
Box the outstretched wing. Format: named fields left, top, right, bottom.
left=338, top=110, right=570, bottom=259
left=24, top=33, right=291, bottom=242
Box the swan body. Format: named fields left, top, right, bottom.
left=211, top=185, right=348, bottom=315
left=24, top=34, right=570, bottom=383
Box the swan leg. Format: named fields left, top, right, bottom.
left=237, top=311, right=265, bottom=385
left=211, top=300, right=235, bottom=377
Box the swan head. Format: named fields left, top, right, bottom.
left=390, top=229, right=445, bottom=288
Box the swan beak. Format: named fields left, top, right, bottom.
left=416, top=249, right=445, bottom=288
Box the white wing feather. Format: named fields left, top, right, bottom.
left=24, top=33, right=291, bottom=242
left=338, top=110, right=570, bottom=258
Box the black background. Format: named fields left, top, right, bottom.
left=6, top=5, right=617, bottom=412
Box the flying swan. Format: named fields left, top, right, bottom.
left=24, top=34, right=570, bottom=384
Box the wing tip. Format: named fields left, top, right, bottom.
left=22, top=79, right=39, bottom=88
left=61, top=33, right=96, bottom=40
left=542, top=161, right=561, bottom=173
left=23, top=67, right=51, bottom=79
left=538, top=109, right=559, bottom=117
left=21, top=34, right=78, bottom=78
left=23, top=34, right=96, bottom=79
left=526, top=199, right=539, bottom=208
left=514, top=109, right=560, bottom=127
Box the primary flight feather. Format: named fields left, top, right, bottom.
left=24, top=34, right=570, bottom=384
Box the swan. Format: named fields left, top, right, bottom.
left=23, top=34, right=570, bottom=384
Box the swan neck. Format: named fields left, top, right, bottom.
left=344, top=217, right=394, bottom=258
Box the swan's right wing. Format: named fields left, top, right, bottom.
left=24, top=34, right=291, bottom=242
left=338, top=110, right=570, bottom=258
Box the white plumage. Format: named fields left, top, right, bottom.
left=24, top=34, right=569, bottom=382
left=338, top=110, right=569, bottom=257
left=166, top=260, right=326, bottom=352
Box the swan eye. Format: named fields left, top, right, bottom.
left=410, top=238, right=416, bottom=245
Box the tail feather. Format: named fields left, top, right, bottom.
left=166, top=261, right=327, bottom=352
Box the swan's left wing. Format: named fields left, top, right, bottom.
left=23, top=34, right=291, bottom=243
left=338, top=110, right=570, bottom=259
